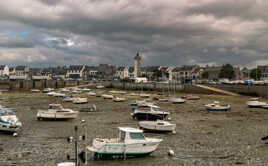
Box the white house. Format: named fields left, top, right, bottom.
left=0, top=65, right=9, bottom=77
left=66, top=65, right=86, bottom=79
left=115, top=67, right=129, bottom=79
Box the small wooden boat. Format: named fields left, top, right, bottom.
left=139, top=120, right=176, bottom=132
left=247, top=98, right=267, bottom=108
left=187, top=96, right=200, bottom=100
left=72, top=98, right=88, bottom=104
left=102, top=94, right=114, bottom=99
left=205, top=101, right=230, bottom=111
left=169, top=97, right=185, bottom=104
left=87, top=92, right=96, bottom=96
left=113, top=97, right=126, bottom=102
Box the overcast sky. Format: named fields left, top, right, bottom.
left=0, top=0, right=268, bottom=68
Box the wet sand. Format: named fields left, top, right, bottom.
left=1, top=90, right=268, bottom=166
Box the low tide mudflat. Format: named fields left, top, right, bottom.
left=1, top=90, right=268, bottom=166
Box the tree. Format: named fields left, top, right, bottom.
left=201, top=71, right=209, bottom=79
left=219, top=64, right=234, bottom=79
left=250, top=68, right=262, bottom=80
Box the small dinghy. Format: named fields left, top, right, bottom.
left=169, top=97, right=185, bottom=104
left=205, top=101, right=230, bottom=111
left=138, top=120, right=176, bottom=133
left=113, top=97, right=126, bottom=102
left=87, top=92, right=96, bottom=96
left=62, top=96, right=73, bottom=102
left=87, top=127, right=162, bottom=160
left=80, top=105, right=97, bottom=112
left=57, top=162, right=75, bottom=166
left=247, top=98, right=267, bottom=108
left=61, top=88, right=70, bottom=93
left=43, top=88, right=54, bottom=93
left=81, top=88, right=91, bottom=92
left=187, top=96, right=200, bottom=100
left=72, top=98, right=88, bottom=104
left=31, top=89, right=40, bottom=93
left=140, top=93, right=151, bottom=98
left=96, top=85, right=104, bottom=89
left=102, top=94, right=114, bottom=99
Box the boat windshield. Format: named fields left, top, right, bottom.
left=130, top=132, right=145, bottom=140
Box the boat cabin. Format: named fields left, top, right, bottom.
left=48, top=104, right=63, bottom=110
left=118, top=127, right=145, bottom=143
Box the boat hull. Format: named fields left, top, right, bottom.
left=205, top=106, right=230, bottom=111
left=139, top=122, right=176, bottom=132
left=37, top=112, right=78, bottom=120
left=132, top=113, right=168, bottom=121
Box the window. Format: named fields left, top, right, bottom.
left=130, top=133, right=145, bottom=139
left=120, top=131, right=125, bottom=142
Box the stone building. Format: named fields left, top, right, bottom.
left=134, top=52, right=141, bottom=78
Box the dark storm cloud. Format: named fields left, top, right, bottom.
left=0, top=0, right=267, bottom=67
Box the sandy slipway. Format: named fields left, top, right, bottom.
left=1, top=91, right=268, bottom=165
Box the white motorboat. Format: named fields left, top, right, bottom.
left=87, top=127, right=162, bottom=159
left=37, top=104, right=78, bottom=120
left=139, top=120, right=176, bottom=132
left=0, top=108, right=22, bottom=134
left=72, top=98, right=88, bottom=104
left=169, top=97, right=185, bottom=104
left=87, top=92, right=96, bottom=96
left=102, top=94, right=114, bottom=99
left=140, top=93, right=151, bottom=98
left=47, top=91, right=57, bottom=96
left=247, top=98, right=267, bottom=108
left=113, top=97, right=126, bottom=102
left=205, top=101, right=231, bottom=111
left=31, top=89, right=40, bottom=93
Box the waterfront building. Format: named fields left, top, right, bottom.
left=0, top=65, right=9, bottom=77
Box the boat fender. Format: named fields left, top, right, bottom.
left=168, top=150, right=175, bottom=156
left=13, top=133, right=18, bottom=137
left=172, top=130, right=176, bottom=134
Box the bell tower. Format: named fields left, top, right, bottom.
left=134, top=52, right=141, bottom=78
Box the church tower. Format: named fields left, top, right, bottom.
left=134, top=52, right=141, bottom=78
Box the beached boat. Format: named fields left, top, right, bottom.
left=138, top=120, right=176, bottom=132
left=113, top=97, right=126, bottom=102
left=131, top=107, right=169, bottom=120
left=158, top=98, right=169, bottom=102
left=247, top=98, right=267, bottom=108
left=31, top=89, right=40, bottom=93
left=61, top=88, right=70, bottom=93
left=129, top=93, right=140, bottom=96
left=169, top=97, right=185, bottom=104
left=96, top=85, right=104, bottom=89
left=80, top=105, right=97, bottom=112
left=72, top=98, right=88, bottom=104
left=87, top=127, right=162, bottom=159
left=0, top=108, right=22, bottom=134
left=187, top=96, right=200, bottom=100
left=87, top=92, right=96, bottom=96
left=62, top=96, right=73, bottom=102
left=57, top=162, right=75, bottom=166
left=43, top=88, right=54, bottom=93
left=102, top=94, right=114, bottom=99
left=54, top=92, right=66, bottom=97
left=81, top=88, right=91, bottom=92
left=205, top=101, right=231, bottom=111
left=47, top=91, right=57, bottom=96
left=37, top=104, right=78, bottom=120
left=140, top=94, right=151, bottom=98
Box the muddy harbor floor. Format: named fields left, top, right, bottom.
left=1, top=90, right=268, bottom=166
